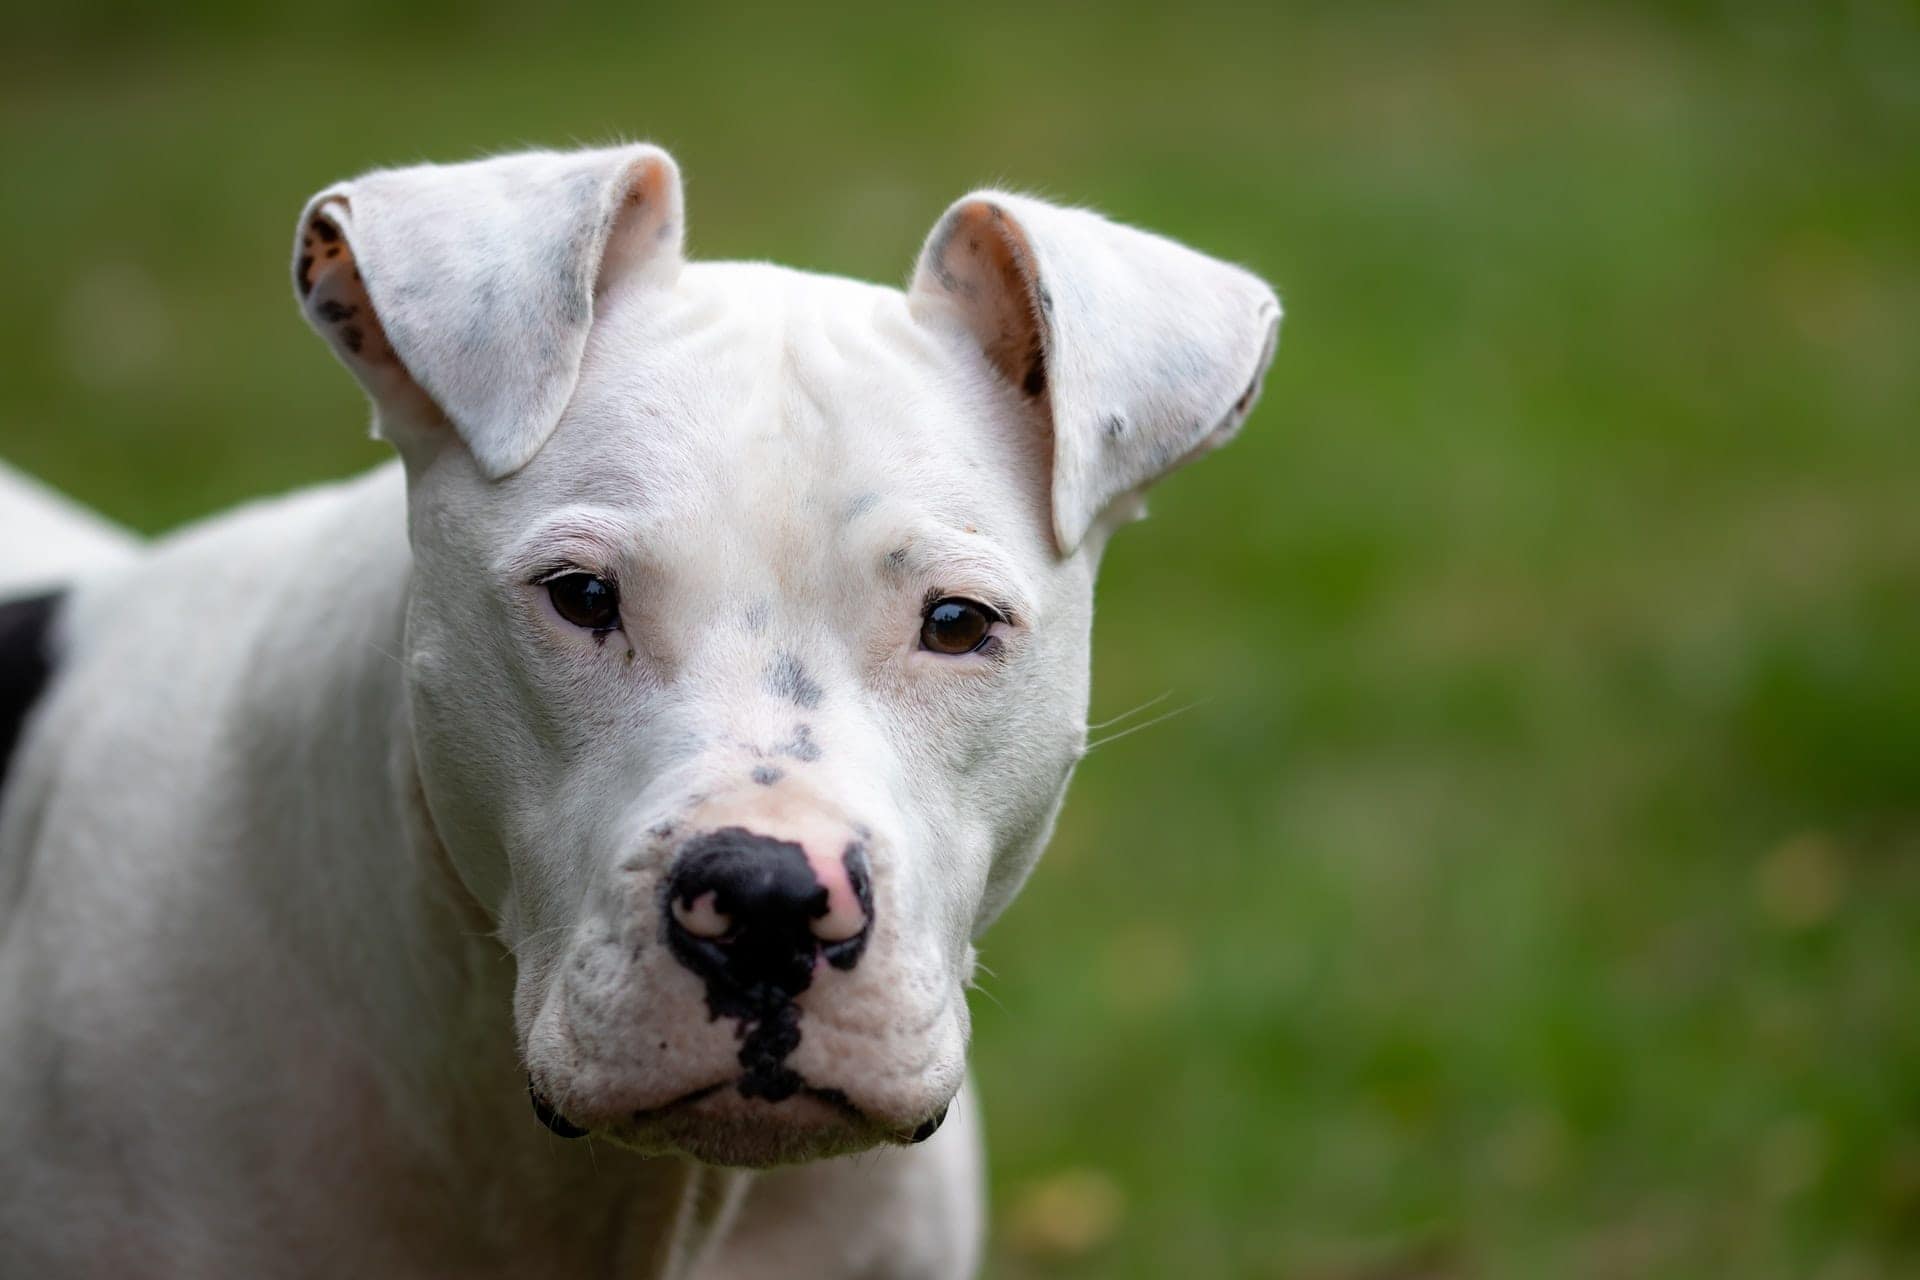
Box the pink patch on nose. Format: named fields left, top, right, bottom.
left=807, top=851, right=866, bottom=943
left=672, top=890, right=730, bottom=939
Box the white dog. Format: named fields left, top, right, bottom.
left=0, top=144, right=1278, bottom=1278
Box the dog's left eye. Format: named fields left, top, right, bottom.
left=920, top=597, right=999, bottom=655
left=546, top=573, right=621, bottom=632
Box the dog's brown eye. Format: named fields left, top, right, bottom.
left=547, top=574, right=620, bottom=631
left=920, top=598, right=996, bottom=655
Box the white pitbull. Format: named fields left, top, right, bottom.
left=0, top=144, right=1278, bottom=1278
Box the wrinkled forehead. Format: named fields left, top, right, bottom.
left=497, top=261, right=1055, bottom=587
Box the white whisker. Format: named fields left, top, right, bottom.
left=967, top=980, right=1007, bottom=1014
left=1085, top=689, right=1174, bottom=732
left=364, top=639, right=406, bottom=669
left=1083, top=698, right=1207, bottom=752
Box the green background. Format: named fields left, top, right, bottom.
left=5, top=3, right=1918, bottom=1275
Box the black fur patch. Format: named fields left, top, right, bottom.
left=664, top=827, right=874, bottom=1100
left=765, top=651, right=823, bottom=710
left=0, top=591, right=61, bottom=790
left=776, top=723, right=822, bottom=763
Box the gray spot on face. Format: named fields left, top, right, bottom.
left=744, top=600, right=772, bottom=635
left=765, top=651, right=823, bottom=710
left=843, top=492, right=880, bottom=523
left=752, top=765, right=785, bottom=787
left=1103, top=414, right=1127, bottom=440
left=883, top=546, right=910, bottom=574
left=777, top=724, right=823, bottom=763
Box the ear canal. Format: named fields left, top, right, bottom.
left=911, top=192, right=1281, bottom=555
left=292, top=145, right=685, bottom=477
left=920, top=201, right=1050, bottom=397
left=296, top=202, right=443, bottom=432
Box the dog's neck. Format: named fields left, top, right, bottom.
left=122, top=465, right=746, bottom=1275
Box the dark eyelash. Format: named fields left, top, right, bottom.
left=528, top=563, right=616, bottom=588
left=919, top=587, right=1014, bottom=626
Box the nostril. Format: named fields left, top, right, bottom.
left=809, top=841, right=873, bottom=945
left=670, top=890, right=732, bottom=940
left=809, top=911, right=862, bottom=944
left=665, top=827, right=870, bottom=1003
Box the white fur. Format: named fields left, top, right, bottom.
left=0, top=145, right=1277, bottom=1278
left=0, top=460, right=138, bottom=594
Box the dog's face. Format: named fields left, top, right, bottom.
left=295, top=146, right=1278, bottom=1166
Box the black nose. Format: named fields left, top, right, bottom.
left=665, top=827, right=829, bottom=1010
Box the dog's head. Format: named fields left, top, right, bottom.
left=294, top=145, right=1279, bottom=1166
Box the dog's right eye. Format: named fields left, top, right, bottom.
left=545, top=573, right=621, bottom=632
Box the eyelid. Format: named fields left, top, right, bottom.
left=921, top=589, right=1015, bottom=627
left=494, top=506, right=639, bottom=584
left=528, top=563, right=616, bottom=588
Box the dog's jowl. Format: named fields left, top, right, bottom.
left=0, top=144, right=1279, bottom=1278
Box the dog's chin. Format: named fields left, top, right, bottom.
left=541, top=1080, right=948, bottom=1169
left=619, top=1085, right=897, bottom=1167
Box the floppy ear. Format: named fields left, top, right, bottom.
left=910, top=192, right=1280, bottom=555
left=293, top=145, right=684, bottom=477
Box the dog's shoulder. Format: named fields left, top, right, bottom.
left=0, top=589, right=62, bottom=791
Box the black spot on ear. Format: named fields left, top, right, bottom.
left=1022, top=357, right=1046, bottom=397
left=325, top=246, right=340, bottom=260
left=316, top=299, right=357, bottom=324
left=295, top=256, right=314, bottom=297
left=1036, top=283, right=1054, bottom=314
left=752, top=765, right=784, bottom=787
left=310, top=218, right=341, bottom=244
left=340, top=325, right=364, bottom=355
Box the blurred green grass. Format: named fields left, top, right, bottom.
left=4, top=3, right=1919, bottom=1275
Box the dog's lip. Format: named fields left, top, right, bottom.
left=532, top=1072, right=950, bottom=1147
left=528, top=1076, right=729, bottom=1137
left=630, top=1080, right=729, bottom=1124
